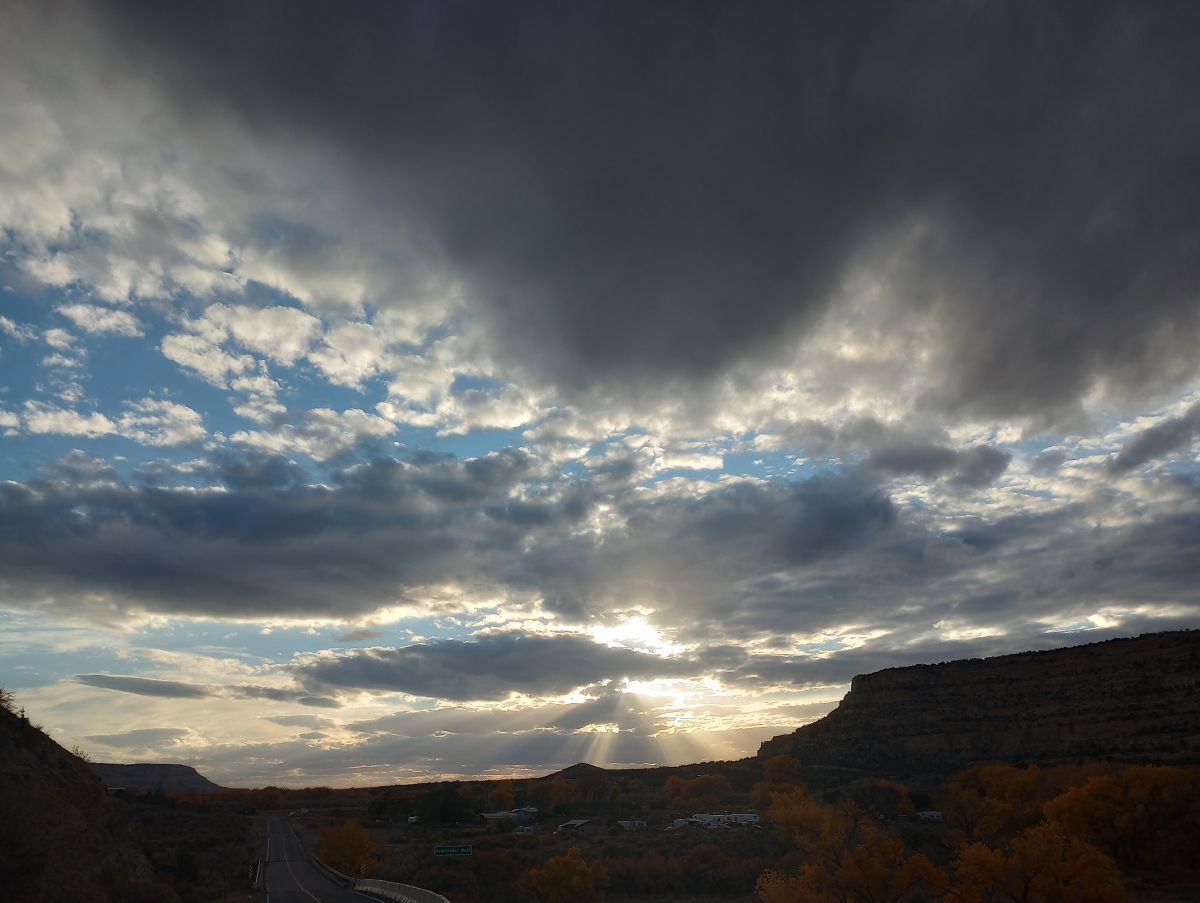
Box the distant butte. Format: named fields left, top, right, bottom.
left=88, top=762, right=225, bottom=793
left=758, top=630, right=1200, bottom=774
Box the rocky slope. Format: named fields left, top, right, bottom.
left=0, top=701, right=174, bottom=902
left=90, top=762, right=224, bottom=793
left=758, top=630, right=1200, bottom=774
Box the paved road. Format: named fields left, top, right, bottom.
left=263, top=815, right=371, bottom=903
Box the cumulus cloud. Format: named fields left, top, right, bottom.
left=161, top=331, right=255, bottom=386
left=309, top=321, right=388, bottom=388
left=56, top=303, right=143, bottom=336
left=117, top=398, right=205, bottom=446
left=22, top=401, right=115, bottom=437
left=231, top=407, right=394, bottom=461
left=205, top=303, right=323, bottom=366
left=0, top=315, right=38, bottom=342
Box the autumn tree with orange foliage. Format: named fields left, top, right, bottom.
left=754, top=754, right=804, bottom=805
left=760, top=786, right=948, bottom=903
left=530, top=846, right=608, bottom=903
left=318, top=821, right=382, bottom=876
left=488, top=779, right=516, bottom=811
left=943, top=764, right=1057, bottom=844
left=1043, top=764, right=1200, bottom=875
left=949, top=824, right=1128, bottom=903
left=666, top=773, right=733, bottom=810
left=765, top=754, right=803, bottom=785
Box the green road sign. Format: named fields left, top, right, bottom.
left=434, top=844, right=473, bottom=856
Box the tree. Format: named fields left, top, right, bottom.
left=666, top=773, right=733, bottom=810
left=488, top=780, right=516, bottom=811
left=762, top=787, right=948, bottom=902
left=764, top=754, right=803, bottom=786
left=686, top=774, right=733, bottom=810
left=950, top=824, right=1128, bottom=903
left=530, top=847, right=608, bottom=903
left=318, top=822, right=382, bottom=876
left=850, top=778, right=914, bottom=819
left=665, top=775, right=690, bottom=808
left=1043, top=764, right=1200, bottom=874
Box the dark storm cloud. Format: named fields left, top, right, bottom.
left=72, top=0, right=1200, bottom=419
left=295, top=633, right=698, bottom=702
left=868, top=444, right=961, bottom=479
left=1109, top=402, right=1200, bottom=472
left=0, top=449, right=891, bottom=623
left=868, top=442, right=1011, bottom=487
left=6, top=445, right=1199, bottom=661
left=950, top=446, right=1013, bottom=488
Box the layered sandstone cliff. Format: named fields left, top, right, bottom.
left=758, top=631, right=1200, bottom=773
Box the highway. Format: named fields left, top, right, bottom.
left=263, top=815, right=373, bottom=903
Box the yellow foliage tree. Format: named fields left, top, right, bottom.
left=762, top=787, right=948, bottom=902
left=488, top=779, right=516, bottom=811
left=318, top=821, right=382, bottom=876
left=530, top=846, right=608, bottom=903
left=949, top=824, right=1128, bottom=903
left=765, top=754, right=803, bottom=786
left=1043, top=764, right=1200, bottom=874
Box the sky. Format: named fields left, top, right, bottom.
left=2, top=1, right=1199, bottom=787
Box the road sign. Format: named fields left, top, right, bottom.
left=434, top=844, right=473, bottom=856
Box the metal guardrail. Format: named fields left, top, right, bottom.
left=310, top=855, right=356, bottom=886
left=356, top=878, right=451, bottom=903
left=312, top=855, right=450, bottom=902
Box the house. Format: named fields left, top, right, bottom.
left=616, top=819, right=647, bottom=831
left=916, top=810, right=944, bottom=823
left=690, top=812, right=760, bottom=827
left=557, top=818, right=600, bottom=836
left=481, top=806, right=539, bottom=825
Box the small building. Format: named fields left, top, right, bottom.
left=916, top=810, right=944, bottom=823
left=727, top=813, right=760, bottom=826
left=617, top=819, right=647, bottom=831
left=685, top=812, right=760, bottom=827
left=482, top=806, right=539, bottom=825
left=557, top=818, right=600, bottom=836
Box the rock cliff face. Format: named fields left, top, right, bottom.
left=89, top=762, right=224, bottom=793
left=758, top=631, right=1200, bottom=774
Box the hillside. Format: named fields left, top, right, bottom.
left=758, top=630, right=1200, bottom=774
left=90, top=762, right=225, bottom=794
left=0, top=697, right=173, bottom=902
